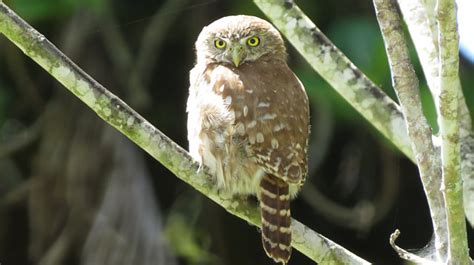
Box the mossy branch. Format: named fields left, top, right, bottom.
left=0, top=3, right=369, bottom=264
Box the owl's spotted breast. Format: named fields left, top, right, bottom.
left=211, top=55, right=309, bottom=185
left=187, top=54, right=309, bottom=193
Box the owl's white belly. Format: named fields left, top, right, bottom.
left=198, top=133, right=265, bottom=195
left=187, top=90, right=264, bottom=195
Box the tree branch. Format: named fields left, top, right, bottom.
left=373, top=0, right=446, bottom=261
left=0, top=3, right=369, bottom=264
left=398, top=0, right=474, bottom=227
left=253, top=0, right=414, bottom=162
left=436, top=0, right=469, bottom=263
left=397, top=0, right=439, bottom=96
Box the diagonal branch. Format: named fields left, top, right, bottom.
left=373, top=0, right=446, bottom=261
left=0, top=3, right=369, bottom=264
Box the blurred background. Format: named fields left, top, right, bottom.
left=0, top=0, right=473, bottom=264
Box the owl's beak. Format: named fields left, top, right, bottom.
left=231, top=47, right=243, bottom=67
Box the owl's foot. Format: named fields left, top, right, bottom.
left=196, top=162, right=204, bottom=173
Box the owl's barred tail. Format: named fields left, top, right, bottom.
left=259, top=174, right=292, bottom=264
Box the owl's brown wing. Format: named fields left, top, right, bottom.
left=207, top=58, right=310, bottom=185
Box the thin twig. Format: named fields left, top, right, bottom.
left=373, top=0, right=446, bottom=261
left=100, top=0, right=192, bottom=110
left=1, top=179, right=30, bottom=207
left=99, top=8, right=150, bottom=109
left=134, top=0, right=191, bottom=87
left=5, top=42, right=44, bottom=110
left=389, top=230, right=439, bottom=265
left=437, top=0, right=470, bottom=263
left=0, top=3, right=369, bottom=264
left=0, top=114, right=42, bottom=158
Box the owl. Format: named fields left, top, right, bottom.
left=187, top=15, right=310, bottom=264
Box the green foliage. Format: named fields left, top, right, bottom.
left=164, top=194, right=217, bottom=265
left=327, top=17, right=392, bottom=93
left=420, top=84, right=439, bottom=133
left=328, top=18, right=383, bottom=70
left=460, top=67, right=474, bottom=119
left=165, top=214, right=216, bottom=264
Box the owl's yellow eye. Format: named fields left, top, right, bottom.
left=247, top=36, right=260, bottom=47
left=214, top=39, right=226, bottom=49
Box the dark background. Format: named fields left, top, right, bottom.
left=0, top=0, right=473, bottom=264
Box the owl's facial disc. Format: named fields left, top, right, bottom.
left=195, top=15, right=287, bottom=66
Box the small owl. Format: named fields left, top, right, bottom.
left=187, top=15, right=310, bottom=264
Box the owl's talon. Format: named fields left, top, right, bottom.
left=197, top=164, right=203, bottom=173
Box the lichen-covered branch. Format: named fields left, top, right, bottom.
left=436, top=0, right=469, bottom=263
left=397, top=0, right=439, bottom=96
left=253, top=0, right=414, bottom=162
left=0, top=3, right=369, bottom=264
left=398, top=0, right=474, bottom=227
left=373, top=0, right=446, bottom=261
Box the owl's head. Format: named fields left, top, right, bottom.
left=195, top=15, right=286, bottom=67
